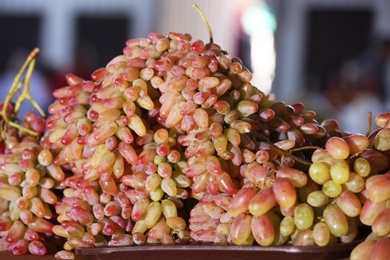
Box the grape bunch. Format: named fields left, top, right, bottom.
left=0, top=112, right=64, bottom=256
left=38, top=27, right=343, bottom=258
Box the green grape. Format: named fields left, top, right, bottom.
left=322, top=180, right=342, bottom=198
left=374, top=128, right=390, bottom=151
left=307, top=190, right=329, bottom=208
left=279, top=215, right=295, bottom=237
left=323, top=205, right=348, bottom=237
left=309, top=161, right=330, bottom=185
left=353, top=157, right=371, bottom=177
left=294, top=203, right=314, bottom=230
left=291, top=229, right=315, bottom=246
left=297, top=178, right=319, bottom=204
left=329, top=160, right=350, bottom=184
left=343, top=171, right=365, bottom=193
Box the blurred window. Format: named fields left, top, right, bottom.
left=0, top=14, right=41, bottom=73
left=304, top=9, right=373, bottom=94
left=75, top=16, right=129, bottom=77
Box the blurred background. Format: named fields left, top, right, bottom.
left=0, top=0, right=389, bottom=134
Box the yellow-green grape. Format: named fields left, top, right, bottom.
left=323, top=205, right=348, bottom=237
left=309, top=162, right=330, bottom=185
left=294, top=203, right=314, bottom=230
left=374, top=128, right=390, bottom=151
left=307, top=191, right=329, bottom=208
left=322, top=180, right=342, bottom=198
left=329, top=160, right=350, bottom=184
left=353, top=157, right=371, bottom=177
left=279, top=215, right=295, bottom=237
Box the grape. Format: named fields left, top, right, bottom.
left=291, top=229, right=315, bottom=246
left=325, top=136, right=350, bottom=160
left=340, top=216, right=359, bottom=243
left=251, top=213, right=275, bottom=246
left=309, top=161, right=331, bottom=185
left=275, top=167, right=308, bottom=188
left=279, top=215, right=295, bottom=237
left=374, top=128, right=390, bottom=151
left=322, top=180, right=342, bottom=198
left=227, top=187, right=256, bottom=217
left=323, top=205, right=348, bottom=237
left=360, top=199, right=387, bottom=226
left=230, top=213, right=253, bottom=245
left=350, top=239, right=376, bottom=260
left=336, top=190, right=362, bottom=217
left=307, top=190, right=329, bottom=208
left=370, top=237, right=390, bottom=260
left=343, top=134, right=369, bottom=155
left=372, top=208, right=390, bottom=236
left=329, top=160, right=350, bottom=184
left=343, top=171, right=365, bottom=193
left=366, top=173, right=390, bottom=202
left=294, top=203, right=314, bottom=230
left=359, top=149, right=389, bottom=173
left=313, top=222, right=331, bottom=246
left=248, top=188, right=276, bottom=216
left=353, top=157, right=371, bottom=177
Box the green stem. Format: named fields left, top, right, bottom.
left=14, top=57, right=46, bottom=117
left=1, top=48, right=41, bottom=137
left=193, top=4, right=214, bottom=44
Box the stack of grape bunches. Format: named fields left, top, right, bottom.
left=1, top=31, right=390, bottom=260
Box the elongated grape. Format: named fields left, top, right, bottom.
left=230, top=213, right=252, bottom=245
left=371, top=237, right=390, bottom=260
left=313, top=222, right=330, bottom=246
left=372, top=208, right=390, bottom=236
left=251, top=214, right=274, bottom=246
left=309, top=162, right=330, bottom=185
left=272, top=178, right=297, bottom=208
left=336, top=190, right=362, bottom=217
left=294, top=203, right=314, bottom=230
left=325, top=136, right=350, bottom=160
left=248, top=188, right=276, bottom=216
left=350, top=239, right=376, bottom=260
left=323, top=205, right=348, bottom=237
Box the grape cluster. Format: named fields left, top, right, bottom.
left=0, top=112, right=63, bottom=256
left=1, top=29, right=390, bottom=260
left=37, top=30, right=338, bottom=258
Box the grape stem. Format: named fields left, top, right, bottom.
left=193, top=4, right=213, bottom=44
left=0, top=48, right=44, bottom=139
left=365, top=112, right=372, bottom=137
left=249, top=130, right=318, bottom=166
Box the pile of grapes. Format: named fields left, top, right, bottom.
left=1, top=15, right=390, bottom=260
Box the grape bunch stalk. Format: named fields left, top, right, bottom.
left=1, top=5, right=390, bottom=260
